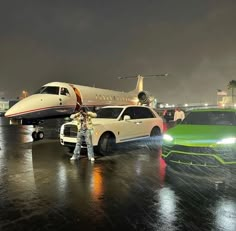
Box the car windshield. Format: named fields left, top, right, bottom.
left=96, top=108, right=123, bottom=119
left=182, top=111, right=236, bottom=125
left=34, top=86, right=60, bottom=95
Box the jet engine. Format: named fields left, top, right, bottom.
left=137, top=91, right=154, bottom=105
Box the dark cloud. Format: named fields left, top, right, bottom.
left=0, top=0, right=236, bottom=104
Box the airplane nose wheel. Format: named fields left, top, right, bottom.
left=37, top=131, right=44, bottom=140
left=32, top=124, right=45, bottom=141
left=32, top=131, right=44, bottom=141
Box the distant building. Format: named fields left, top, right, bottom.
left=218, top=96, right=236, bottom=107
left=0, top=99, right=19, bottom=111
left=217, top=89, right=236, bottom=107
left=0, top=99, right=9, bottom=111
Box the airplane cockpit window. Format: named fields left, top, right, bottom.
left=60, top=87, right=70, bottom=96
left=34, top=87, right=46, bottom=94
left=34, top=86, right=59, bottom=95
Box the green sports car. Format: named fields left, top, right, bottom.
left=162, top=108, right=236, bottom=170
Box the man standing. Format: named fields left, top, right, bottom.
left=70, top=108, right=97, bottom=161
left=174, top=107, right=185, bottom=124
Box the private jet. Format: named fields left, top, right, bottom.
left=5, top=74, right=168, bottom=140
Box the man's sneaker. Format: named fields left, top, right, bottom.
left=90, top=157, right=95, bottom=162
left=70, top=155, right=79, bottom=160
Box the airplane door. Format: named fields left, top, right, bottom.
left=58, top=87, right=69, bottom=105
left=58, top=86, right=77, bottom=114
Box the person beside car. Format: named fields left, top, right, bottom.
left=174, top=107, right=185, bottom=124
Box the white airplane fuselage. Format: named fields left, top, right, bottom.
left=5, top=81, right=141, bottom=121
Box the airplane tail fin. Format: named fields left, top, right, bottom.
left=135, top=75, right=144, bottom=92
left=118, top=73, right=168, bottom=93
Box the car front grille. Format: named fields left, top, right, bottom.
left=64, top=125, right=78, bottom=137
left=162, top=144, right=236, bottom=166
left=173, top=145, right=215, bottom=154
left=168, top=152, right=219, bottom=166
left=214, top=146, right=236, bottom=162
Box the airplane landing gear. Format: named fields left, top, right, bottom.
left=9, top=118, right=45, bottom=141
left=32, top=125, right=44, bottom=141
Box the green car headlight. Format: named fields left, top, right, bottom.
left=217, top=137, right=236, bottom=144
left=163, top=134, right=174, bottom=142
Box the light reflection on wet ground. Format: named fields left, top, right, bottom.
left=0, top=117, right=236, bottom=231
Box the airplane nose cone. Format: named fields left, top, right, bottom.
left=4, top=97, right=32, bottom=118
left=5, top=103, right=20, bottom=118
left=4, top=108, right=11, bottom=117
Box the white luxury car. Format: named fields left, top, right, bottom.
left=60, top=105, right=163, bottom=155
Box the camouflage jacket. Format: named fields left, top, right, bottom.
left=70, top=111, right=97, bottom=130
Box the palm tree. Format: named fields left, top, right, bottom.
left=228, top=80, right=236, bottom=105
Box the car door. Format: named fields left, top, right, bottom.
left=118, top=107, right=138, bottom=141
left=132, top=107, right=154, bottom=138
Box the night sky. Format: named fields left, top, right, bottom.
left=1, top=0, right=236, bottom=104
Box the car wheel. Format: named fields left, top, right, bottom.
left=148, top=127, right=161, bottom=148
left=97, top=133, right=116, bottom=155
left=150, top=127, right=161, bottom=137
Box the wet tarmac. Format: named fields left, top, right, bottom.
left=0, top=117, right=236, bottom=231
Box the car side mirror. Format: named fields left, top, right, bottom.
left=124, top=115, right=131, bottom=121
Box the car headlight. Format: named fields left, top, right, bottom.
left=60, top=125, right=65, bottom=134
left=163, top=134, right=174, bottom=142
left=217, top=137, right=236, bottom=144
